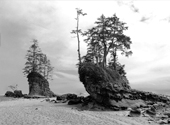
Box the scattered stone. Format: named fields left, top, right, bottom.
left=128, top=109, right=141, bottom=117
left=45, top=98, right=50, bottom=102
left=158, top=119, right=168, bottom=124
left=157, top=114, right=168, bottom=119
left=56, top=94, right=77, bottom=101
left=146, top=107, right=156, bottom=117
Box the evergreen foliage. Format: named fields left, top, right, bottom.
left=23, top=39, right=54, bottom=80
left=83, top=14, right=133, bottom=71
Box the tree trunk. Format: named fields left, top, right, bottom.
left=113, top=50, right=117, bottom=70
left=76, top=12, right=81, bottom=65
left=32, top=45, right=36, bottom=72
left=102, top=42, right=107, bottom=68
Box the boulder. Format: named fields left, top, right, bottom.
left=68, top=98, right=83, bottom=105
left=27, top=72, right=55, bottom=97
left=128, top=109, right=141, bottom=117
left=14, top=90, right=23, bottom=97
left=66, top=94, right=78, bottom=100
left=79, top=62, right=131, bottom=107
left=56, top=94, right=78, bottom=101
left=5, top=91, right=15, bottom=97
left=146, top=106, right=156, bottom=117
left=109, top=99, right=146, bottom=110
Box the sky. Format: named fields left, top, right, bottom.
left=1, top=0, right=170, bottom=95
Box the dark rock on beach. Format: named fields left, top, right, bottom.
left=78, top=62, right=170, bottom=111
left=5, top=91, right=15, bottom=97
left=5, top=90, right=23, bottom=98
left=79, top=62, right=130, bottom=108
left=14, top=90, right=23, bottom=97
left=68, top=97, right=83, bottom=105
left=56, top=93, right=78, bottom=101
left=128, top=108, right=141, bottom=117
left=27, top=72, right=55, bottom=97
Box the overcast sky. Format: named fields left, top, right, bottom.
left=1, top=0, right=170, bottom=95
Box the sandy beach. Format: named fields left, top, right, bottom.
left=0, top=98, right=159, bottom=125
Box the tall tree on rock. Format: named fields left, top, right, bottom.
left=83, top=14, right=132, bottom=69
left=23, top=39, right=54, bottom=80
left=23, top=39, right=42, bottom=75
left=71, top=8, right=87, bottom=66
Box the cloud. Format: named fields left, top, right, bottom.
left=0, top=0, right=78, bottom=70
left=130, top=4, right=139, bottom=13
left=1, top=0, right=170, bottom=95
left=140, top=16, right=151, bottom=22
left=116, top=1, right=139, bottom=13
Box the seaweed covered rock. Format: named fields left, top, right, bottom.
left=27, top=72, right=55, bottom=97
left=79, top=62, right=131, bottom=107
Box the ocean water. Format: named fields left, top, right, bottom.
left=0, top=96, right=16, bottom=102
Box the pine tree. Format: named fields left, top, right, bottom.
left=23, top=39, right=42, bottom=75
left=83, top=14, right=132, bottom=69
left=23, top=39, right=54, bottom=80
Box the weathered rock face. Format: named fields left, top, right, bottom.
left=78, top=62, right=170, bottom=110
left=79, top=62, right=131, bottom=107
left=27, top=72, right=55, bottom=97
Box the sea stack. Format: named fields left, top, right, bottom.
left=79, top=62, right=131, bottom=107
left=27, top=72, right=55, bottom=97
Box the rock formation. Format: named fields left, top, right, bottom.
left=5, top=91, right=15, bottom=97
left=78, top=62, right=170, bottom=110
left=79, top=62, right=130, bottom=106
left=5, top=90, right=23, bottom=98
left=14, top=90, right=23, bottom=97
left=27, top=72, right=55, bottom=97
